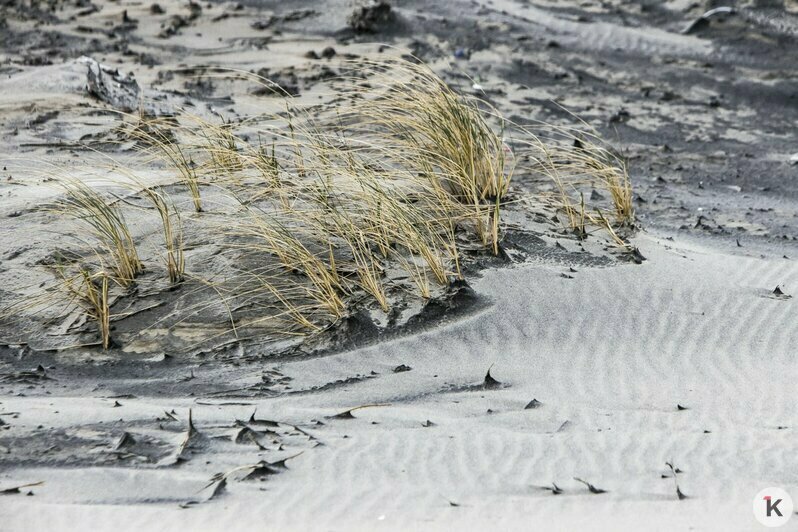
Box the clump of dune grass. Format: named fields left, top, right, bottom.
left=7, top=55, right=635, bottom=352
left=513, top=121, right=635, bottom=235
left=125, top=116, right=204, bottom=212
left=140, top=187, right=185, bottom=284
left=59, top=267, right=112, bottom=349
left=329, top=59, right=514, bottom=255
left=569, top=135, right=634, bottom=226
left=346, top=60, right=512, bottom=202
left=231, top=209, right=347, bottom=319
left=56, top=180, right=143, bottom=287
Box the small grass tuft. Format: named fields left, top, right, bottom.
left=60, top=267, right=112, bottom=349
left=57, top=181, right=143, bottom=287
left=140, top=187, right=185, bottom=284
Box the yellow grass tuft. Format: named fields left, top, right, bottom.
left=56, top=180, right=143, bottom=286
left=60, top=268, right=112, bottom=349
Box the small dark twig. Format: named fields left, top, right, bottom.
left=574, top=477, right=607, bottom=494
left=666, top=462, right=688, bottom=500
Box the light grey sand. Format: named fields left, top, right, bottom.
left=2, top=231, right=796, bottom=531
left=2, top=0, right=798, bottom=530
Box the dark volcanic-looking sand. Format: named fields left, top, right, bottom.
left=1, top=1, right=798, bottom=531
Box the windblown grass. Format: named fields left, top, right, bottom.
left=139, top=187, right=185, bottom=284
left=513, top=119, right=635, bottom=234
left=56, top=180, right=143, bottom=287
left=58, top=267, right=112, bottom=349
left=5, top=56, right=635, bottom=351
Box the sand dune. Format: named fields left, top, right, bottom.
left=3, top=231, right=795, bottom=531
left=3, top=0, right=798, bottom=529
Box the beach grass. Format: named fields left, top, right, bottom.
left=8, top=56, right=634, bottom=350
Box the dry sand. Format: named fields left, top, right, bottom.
left=2, top=0, right=798, bottom=530
left=2, top=232, right=797, bottom=531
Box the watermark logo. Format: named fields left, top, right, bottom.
left=753, top=488, right=793, bottom=527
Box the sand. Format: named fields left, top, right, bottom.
left=2, top=0, right=798, bottom=530
left=2, top=231, right=797, bottom=531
